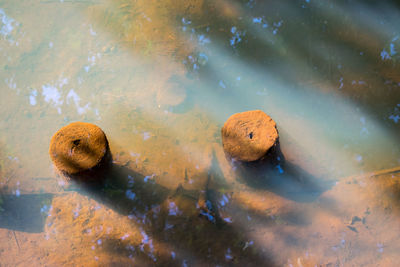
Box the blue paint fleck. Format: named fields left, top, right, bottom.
left=199, top=210, right=215, bottom=222
left=225, top=248, right=233, bottom=260
left=198, top=53, right=208, bottom=65
left=381, top=49, right=391, bottom=60
left=182, top=18, right=191, bottom=25
left=125, top=190, right=136, bottom=200
left=198, top=34, right=210, bottom=45
left=273, top=21, right=283, bottom=27
left=223, top=217, right=233, bottom=223
left=339, top=77, right=344, bottom=89
left=144, top=174, right=155, bottom=182
left=276, top=165, right=284, bottom=174
left=253, top=17, right=262, bottom=24
left=168, top=201, right=181, bottom=216
left=390, top=43, right=397, bottom=55
left=389, top=115, right=400, bottom=123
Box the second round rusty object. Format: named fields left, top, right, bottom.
left=49, top=122, right=109, bottom=175
left=221, top=110, right=278, bottom=162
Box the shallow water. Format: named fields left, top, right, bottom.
left=0, top=0, right=400, bottom=266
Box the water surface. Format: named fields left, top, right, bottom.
left=1, top=0, right=400, bottom=266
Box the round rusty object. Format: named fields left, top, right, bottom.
left=49, top=122, right=108, bottom=175
left=221, top=110, right=278, bottom=162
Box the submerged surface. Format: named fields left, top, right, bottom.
left=0, top=0, right=400, bottom=266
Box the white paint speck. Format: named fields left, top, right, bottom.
left=42, top=84, right=63, bottom=106
left=377, top=243, right=384, bottom=253
left=0, top=9, right=17, bottom=42
left=168, top=201, right=181, bottom=216
left=29, top=89, right=37, bottom=106
left=121, top=234, right=129, bottom=240
left=67, top=89, right=90, bottom=115
left=143, top=132, right=151, bottom=140
left=144, top=174, right=155, bottom=183
left=89, top=25, right=97, bottom=36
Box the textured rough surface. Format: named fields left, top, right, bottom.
left=221, top=110, right=278, bottom=162
left=49, top=122, right=108, bottom=175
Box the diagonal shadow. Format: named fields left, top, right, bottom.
left=57, top=148, right=277, bottom=266
left=226, top=140, right=334, bottom=203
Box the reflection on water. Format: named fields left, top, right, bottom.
left=1, top=0, right=400, bottom=266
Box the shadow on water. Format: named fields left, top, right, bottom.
left=63, top=158, right=277, bottom=266
left=71, top=163, right=170, bottom=216
left=229, top=141, right=334, bottom=203
left=0, top=143, right=55, bottom=233
left=0, top=193, right=54, bottom=233
left=46, top=110, right=332, bottom=265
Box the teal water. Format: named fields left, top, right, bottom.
left=0, top=0, right=400, bottom=266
